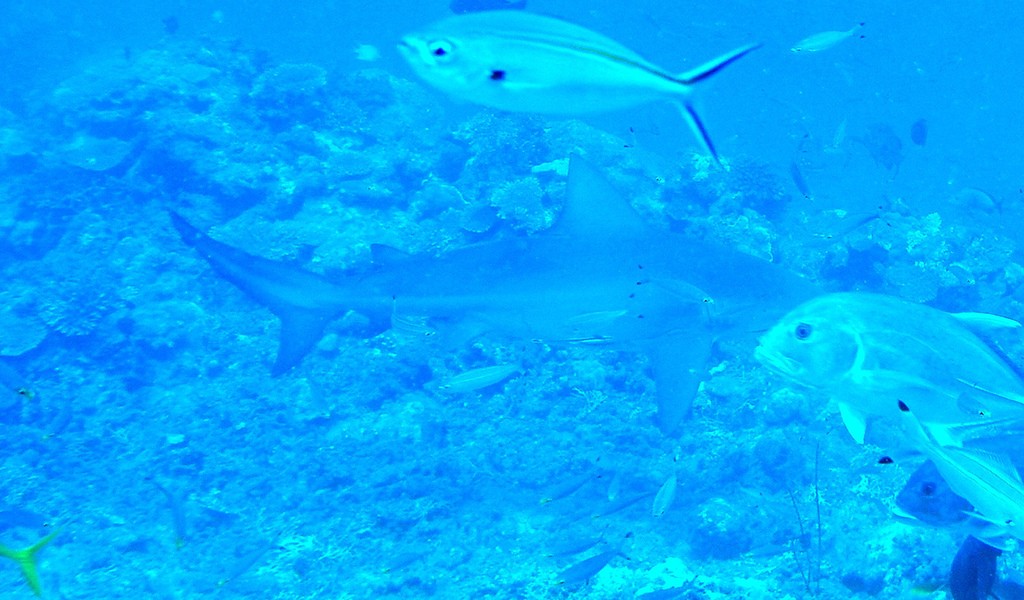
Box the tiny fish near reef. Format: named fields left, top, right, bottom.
left=910, top=118, right=929, bottom=146
left=398, top=11, right=760, bottom=162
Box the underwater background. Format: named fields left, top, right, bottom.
left=1, top=0, right=1023, bottom=598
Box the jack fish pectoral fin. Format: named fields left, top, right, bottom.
left=649, top=332, right=713, bottom=436
left=837, top=401, right=868, bottom=444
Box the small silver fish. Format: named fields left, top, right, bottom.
left=440, top=363, right=521, bottom=393
left=791, top=22, right=865, bottom=53
left=651, top=473, right=677, bottom=517
left=399, top=11, right=760, bottom=162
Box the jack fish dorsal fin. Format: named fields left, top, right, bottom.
left=554, top=154, right=647, bottom=239
left=950, top=311, right=1022, bottom=332
left=837, top=401, right=868, bottom=444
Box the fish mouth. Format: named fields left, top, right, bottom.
left=753, top=345, right=803, bottom=379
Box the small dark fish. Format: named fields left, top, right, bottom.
left=857, top=123, right=903, bottom=172
left=151, top=480, right=188, bottom=548
left=556, top=549, right=625, bottom=585
left=540, top=470, right=598, bottom=505
left=637, top=586, right=690, bottom=599
left=592, top=491, right=655, bottom=519
left=950, top=536, right=1000, bottom=600
left=0, top=509, right=48, bottom=533
left=218, top=541, right=282, bottom=587
left=545, top=534, right=604, bottom=557
left=162, top=16, right=179, bottom=35
left=910, top=118, right=928, bottom=146
left=449, top=0, right=526, bottom=14
left=788, top=161, right=812, bottom=199
left=895, top=460, right=972, bottom=527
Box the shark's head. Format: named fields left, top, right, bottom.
left=755, top=294, right=863, bottom=388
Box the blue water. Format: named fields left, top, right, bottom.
left=1, top=1, right=1023, bottom=598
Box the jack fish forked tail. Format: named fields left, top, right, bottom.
left=398, top=10, right=761, bottom=163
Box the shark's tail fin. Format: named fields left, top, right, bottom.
left=170, top=213, right=349, bottom=374
left=0, top=530, right=58, bottom=596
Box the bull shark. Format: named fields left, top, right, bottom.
left=172, top=156, right=815, bottom=434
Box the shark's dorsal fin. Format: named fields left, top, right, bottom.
left=554, top=154, right=647, bottom=238
left=371, top=244, right=413, bottom=266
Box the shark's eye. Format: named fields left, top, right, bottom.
left=794, top=322, right=813, bottom=340
left=429, top=39, right=454, bottom=59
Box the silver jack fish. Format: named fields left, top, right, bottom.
left=755, top=292, right=1024, bottom=446
left=398, top=11, right=759, bottom=162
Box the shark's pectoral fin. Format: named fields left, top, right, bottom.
left=837, top=401, right=868, bottom=444
left=648, top=332, right=713, bottom=436
left=272, top=310, right=333, bottom=376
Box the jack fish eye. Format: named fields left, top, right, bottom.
left=429, top=39, right=455, bottom=59
left=794, top=322, right=813, bottom=340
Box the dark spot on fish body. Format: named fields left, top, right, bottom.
left=489, top=70, right=506, bottom=81
left=877, top=456, right=893, bottom=464
left=921, top=481, right=936, bottom=495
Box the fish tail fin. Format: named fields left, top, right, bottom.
left=670, top=44, right=760, bottom=165
left=0, top=530, right=59, bottom=596
left=676, top=43, right=762, bottom=85
left=672, top=101, right=720, bottom=165
left=170, top=212, right=349, bottom=374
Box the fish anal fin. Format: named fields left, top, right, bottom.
left=837, top=401, right=868, bottom=444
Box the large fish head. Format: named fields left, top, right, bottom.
left=754, top=294, right=862, bottom=388
left=398, top=15, right=505, bottom=102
